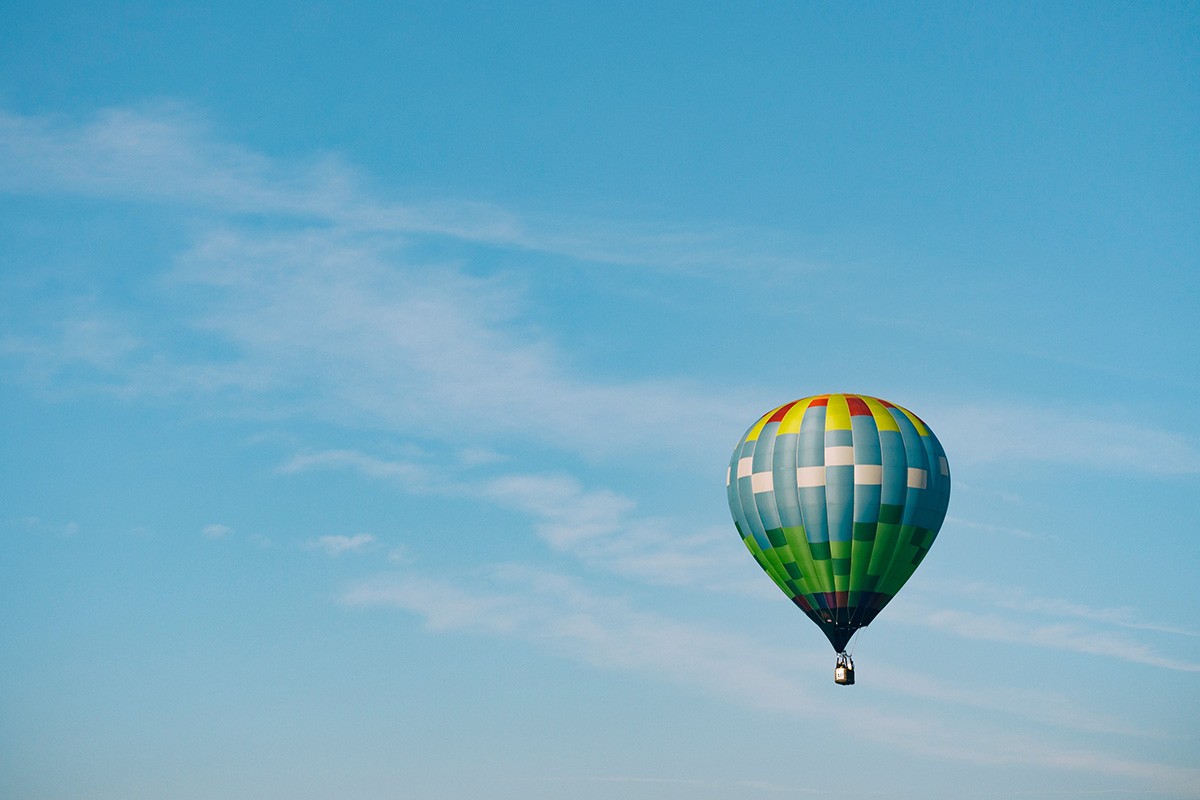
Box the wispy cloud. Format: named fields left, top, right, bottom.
left=0, top=106, right=808, bottom=273
left=283, top=448, right=750, bottom=591
left=280, top=449, right=439, bottom=490
left=930, top=403, right=1200, bottom=475
left=343, top=565, right=1200, bottom=792
left=929, top=581, right=1200, bottom=639
left=4, top=105, right=1198, bottom=474
left=894, top=603, right=1200, bottom=673
left=945, top=515, right=1041, bottom=540
left=165, top=226, right=750, bottom=459
left=892, top=582, right=1200, bottom=673
left=0, top=105, right=761, bottom=463
left=305, top=533, right=376, bottom=556
left=343, top=564, right=830, bottom=709
left=863, top=665, right=1160, bottom=737
left=483, top=471, right=752, bottom=590
left=11, top=516, right=81, bottom=537
left=4, top=214, right=752, bottom=463
left=201, top=523, right=233, bottom=539
left=284, top=446, right=1200, bottom=675
left=386, top=545, right=414, bottom=565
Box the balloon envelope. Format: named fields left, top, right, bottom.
left=727, top=393, right=950, bottom=652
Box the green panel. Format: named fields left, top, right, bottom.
left=866, top=522, right=902, bottom=577
left=878, top=503, right=903, bottom=525
left=771, top=550, right=803, bottom=597
left=783, top=525, right=833, bottom=597
left=743, top=536, right=791, bottom=594
left=876, top=525, right=921, bottom=596
left=766, top=527, right=788, bottom=548
left=848, top=538, right=874, bottom=605
left=760, top=546, right=793, bottom=591
left=764, top=527, right=807, bottom=599
left=830, top=540, right=853, bottom=592
left=852, top=522, right=877, bottom=541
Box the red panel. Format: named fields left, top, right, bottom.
left=845, top=396, right=871, bottom=416
left=767, top=400, right=798, bottom=423
left=808, top=396, right=829, bottom=407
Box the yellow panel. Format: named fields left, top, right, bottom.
left=862, top=396, right=900, bottom=432
left=744, top=404, right=782, bottom=441
left=825, top=393, right=852, bottom=430
left=777, top=396, right=817, bottom=434
left=896, top=405, right=931, bottom=436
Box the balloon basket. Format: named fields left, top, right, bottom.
left=834, top=653, right=855, bottom=685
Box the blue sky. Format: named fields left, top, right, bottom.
left=2, top=3, right=1198, bottom=799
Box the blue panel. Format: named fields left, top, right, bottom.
left=850, top=413, right=882, bottom=525
left=853, top=484, right=882, bottom=524
left=918, top=432, right=951, bottom=532
left=734, top=437, right=773, bottom=550
left=878, top=430, right=908, bottom=506
left=797, top=407, right=828, bottom=543
left=798, top=406, right=826, bottom=466
left=797, top=430, right=824, bottom=467
left=850, top=415, right=882, bottom=465
left=824, top=428, right=854, bottom=448
left=772, top=432, right=803, bottom=529
left=752, top=422, right=780, bottom=472
left=749, top=424, right=783, bottom=530
left=893, top=413, right=928, bottom=528
left=799, top=486, right=829, bottom=543
left=825, top=464, right=854, bottom=543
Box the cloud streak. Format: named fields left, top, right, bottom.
left=4, top=105, right=1199, bottom=474
left=201, top=523, right=233, bottom=539
left=306, top=533, right=376, bottom=556
left=0, top=106, right=801, bottom=271
left=893, top=602, right=1200, bottom=673
left=285, top=445, right=1200, bottom=676
left=939, top=581, right=1200, bottom=639
left=283, top=447, right=753, bottom=592
left=931, top=403, right=1200, bottom=475
left=343, top=565, right=1200, bottom=793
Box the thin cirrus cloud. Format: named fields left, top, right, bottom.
left=0, top=106, right=798, bottom=270
left=2, top=105, right=1198, bottom=474
left=305, top=533, right=376, bottom=556
left=167, top=226, right=751, bottom=460
left=930, top=403, right=1200, bottom=475
left=284, top=447, right=748, bottom=592
left=893, top=582, right=1200, bottom=673
left=482, top=472, right=749, bottom=590
left=891, top=602, right=1200, bottom=673
left=944, top=515, right=1040, bottom=540
left=286, top=445, right=1199, bottom=676
left=2, top=104, right=756, bottom=444
left=280, top=449, right=442, bottom=491
left=13, top=516, right=81, bottom=537
left=341, top=564, right=1200, bottom=792
left=201, top=523, right=233, bottom=539
left=934, top=580, right=1200, bottom=639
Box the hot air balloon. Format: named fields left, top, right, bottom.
left=726, top=393, right=950, bottom=685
